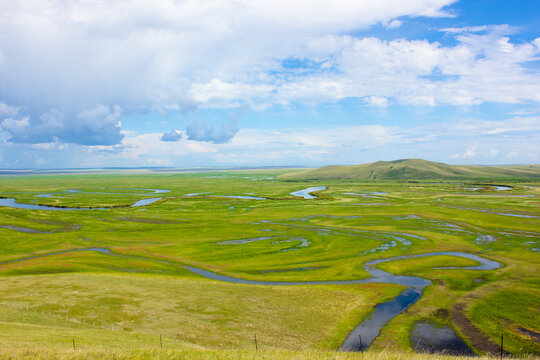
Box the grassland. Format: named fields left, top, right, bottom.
left=1, top=348, right=527, bottom=360
left=278, top=158, right=540, bottom=180
left=4, top=348, right=538, bottom=360
left=0, top=169, right=538, bottom=358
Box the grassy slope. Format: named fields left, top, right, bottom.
left=0, top=273, right=400, bottom=351
left=278, top=159, right=540, bottom=180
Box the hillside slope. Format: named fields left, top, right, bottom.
left=278, top=159, right=540, bottom=180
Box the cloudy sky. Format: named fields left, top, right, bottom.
left=1, top=0, right=539, bottom=168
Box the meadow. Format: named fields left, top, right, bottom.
left=0, top=169, right=538, bottom=358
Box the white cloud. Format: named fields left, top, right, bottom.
left=385, top=19, right=402, bottom=29
left=185, top=118, right=238, bottom=144
left=0, top=103, right=18, bottom=116
left=1, top=115, right=539, bottom=168
left=1, top=117, right=29, bottom=133
left=31, top=142, right=67, bottom=151
left=0, top=0, right=539, bottom=166
left=462, top=144, right=478, bottom=158
left=160, top=130, right=183, bottom=142
left=284, top=27, right=540, bottom=106
left=0, top=105, right=123, bottom=145
left=0, top=0, right=457, bottom=113
left=440, top=25, right=511, bottom=34
left=365, top=96, right=389, bottom=107
left=147, top=158, right=171, bottom=166
left=0, top=0, right=473, bottom=149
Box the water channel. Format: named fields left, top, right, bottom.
left=0, top=197, right=163, bottom=210
left=0, top=185, right=505, bottom=353
left=290, top=186, right=327, bottom=199
left=0, top=247, right=500, bottom=353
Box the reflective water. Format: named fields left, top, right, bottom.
left=184, top=192, right=211, bottom=197
left=0, top=198, right=91, bottom=211
left=218, top=236, right=275, bottom=245
left=131, top=198, right=162, bottom=207
left=343, top=192, right=389, bottom=197
left=0, top=225, right=51, bottom=233
left=183, top=192, right=266, bottom=200
left=411, top=321, right=475, bottom=355
left=35, top=194, right=65, bottom=198
left=0, top=248, right=113, bottom=265
left=290, top=186, right=327, bottom=199
left=442, top=205, right=540, bottom=219
left=183, top=252, right=499, bottom=352
left=475, top=235, right=497, bottom=244
left=0, top=196, right=162, bottom=210
left=0, top=246, right=500, bottom=354
left=216, top=195, right=267, bottom=200
left=259, top=266, right=325, bottom=273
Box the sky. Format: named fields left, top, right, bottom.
left=0, top=0, right=539, bottom=169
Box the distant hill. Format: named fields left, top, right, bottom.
left=278, top=159, right=540, bottom=181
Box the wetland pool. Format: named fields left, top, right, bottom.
left=410, top=321, right=475, bottom=356
left=290, top=186, right=327, bottom=199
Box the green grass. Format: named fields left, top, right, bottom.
left=0, top=273, right=401, bottom=351
left=469, top=288, right=540, bottom=354
left=0, top=171, right=538, bottom=357
left=278, top=158, right=540, bottom=180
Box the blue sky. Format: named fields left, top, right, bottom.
left=0, top=0, right=539, bottom=168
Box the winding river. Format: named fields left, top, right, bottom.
left=0, top=197, right=163, bottom=210
left=1, top=185, right=328, bottom=211
left=0, top=247, right=500, bottom=353
left=0, top=185, right=506, bottom=352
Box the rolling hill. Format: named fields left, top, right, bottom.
left=278, top=159, right=540, bottom=181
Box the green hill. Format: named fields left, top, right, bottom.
left=278, top=159, right=540, bottom=181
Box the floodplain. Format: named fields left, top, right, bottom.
left=0, top=169, right=538, bottom=358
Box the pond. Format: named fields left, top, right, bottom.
left=410, top=321, right=475, bottom=356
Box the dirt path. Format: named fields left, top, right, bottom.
left=451, top=302, right=502, bottom=355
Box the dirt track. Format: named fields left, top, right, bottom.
left=451, top=302, right=502, bottom=355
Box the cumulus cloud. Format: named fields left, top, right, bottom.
left=160, top=130, right=183, bottom=142
left=365, top=96, right=389, bottom=107
left=186, top=27, right=540, bottom=107
left=0, top=103, right=18, bottom=116
left=462, top=144, right=478, bottom=158
left=186, top=119, right=238, bottom=144
left=1, top=2, right=538, bottom=123
left=385, top=19, right=402, bottom=29
left=0, top=105, right=123, bottom=145
left=0, top=0, right=539, bottom=167
left=1, top=115, right=539, bottom=168
left=0, top=0, right=456, bottom=113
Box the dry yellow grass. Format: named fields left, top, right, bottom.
left=1, top=348, right=537, bottom=360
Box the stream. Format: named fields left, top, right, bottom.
left=0, top=247, right=500, bottom=353
left=0, top=197, right=162, bottom=210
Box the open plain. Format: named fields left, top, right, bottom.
left=0, top=168, right=539, bottom=359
